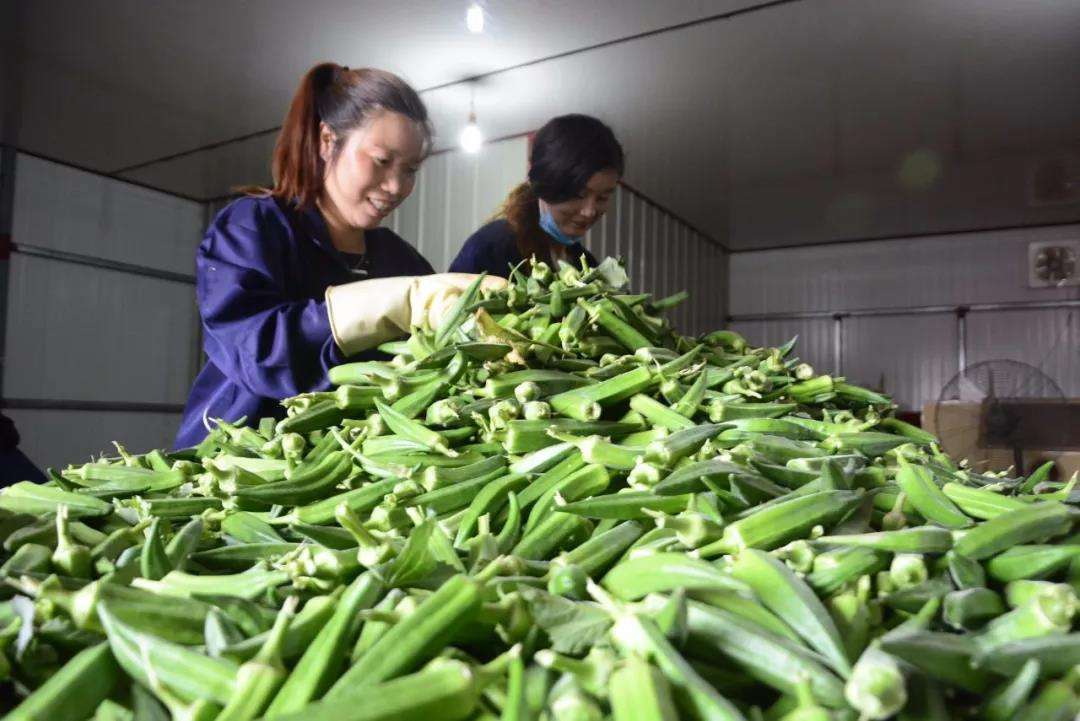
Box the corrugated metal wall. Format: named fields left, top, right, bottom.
left=729, top=227, right=1080, bottom=313
left=581, top=185, right=727, bottom=337
left=966, top=308, right=1079, bottom=398
left=4, top=153, right=204, bottom=467
left=385, top=136, right=529, bottom=272
left=729, top=224, right=1080, bottom=411
left=841, top=315, right=958, bottom=411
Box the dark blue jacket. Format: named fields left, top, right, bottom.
left=175, top=196, right=433, bottom=449
left=0, top=413, right=44, bottom=487
left=449, top=219, right=597, bottom=277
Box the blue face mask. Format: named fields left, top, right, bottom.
left=539, top=204, right=583, bottom=247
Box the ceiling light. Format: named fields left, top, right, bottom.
left=460, top=112, right=483, bottom=154
left=466, top=3, right=484, bottom=33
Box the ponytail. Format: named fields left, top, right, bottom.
left=500, top=182, right=550, bottom=261
left=260, top=63, right=431, bottom=209
left=270, top=64, right=336, bottom=209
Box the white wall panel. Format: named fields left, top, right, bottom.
left=691, top=231, right=704, bottom=333
left=843, top=315, right=957, bottom=411
left=728, top=319, right=834, bottom=375
left=654, top=210, right=667, bottom=301
left=729, top=224, right=1080, bottom=316
left=630, top=196, right=645, bottom=292
left=8, top=409, right=182, bottom=470
left=697, top=239, right=711, bottom=334
left=676, top=225, right=690, bottom=331
left=444, top=151, right=478, bottom=270
left=385, top=136, right=529, bottom=272
left=3, top=254, right=199, bottom=404
left=414, top=152, right=449, bottom=270
left=652, top=212, right=665, bottom=302
left=695, top=243, right=728, bottom=336
left=728, top=223, right=1080, bottom=414
left=6, top=154, right=203, bottom=466
left=582, top=185, right=731, bottom=338
left=641, top=205, right=658, bottom=297
left=967, top=308, right=1080, bottom=398
left=13, top=154, right=204, bottom=275
left=708, top=247, right=722, bottom=333
left=474, top=137, right=529, bottom=229
left=391, top=170, right=421, bottom=247
left=627, top=198, right=641, bottom=291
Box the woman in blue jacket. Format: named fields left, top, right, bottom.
left=449, top=114, right=623, bottom=277
left=176, top=63, right=499, bottom=448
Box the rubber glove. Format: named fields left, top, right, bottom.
left=325, top=273, right=506, bottom=355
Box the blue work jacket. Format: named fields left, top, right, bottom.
left=175, top=196, right=433, bottom=448
left=449, top=219, right=597, bottom=277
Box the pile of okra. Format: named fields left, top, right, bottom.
left=2, top=256, right=1078, bottom=721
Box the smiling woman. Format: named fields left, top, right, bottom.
left=174, top=63, right=503, bottom=449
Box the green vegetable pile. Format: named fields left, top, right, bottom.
left=1, top=256, right=1078, bottom=721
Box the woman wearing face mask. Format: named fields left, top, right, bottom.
left=175, top=63, right=501, bottom=448
left=449, top=114, right=623, bottom=277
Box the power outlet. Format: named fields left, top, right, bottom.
left=1028, top=240, right=1079, bottom=288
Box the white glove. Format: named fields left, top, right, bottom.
left=325, top=273, right=506, bottom=355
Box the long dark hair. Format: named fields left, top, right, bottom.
left=502, top=114, right=624, bottom=259
left=263, top=63, right=431, bottom=209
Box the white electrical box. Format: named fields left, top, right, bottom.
left=1028, top=240, right=1079, bottom=288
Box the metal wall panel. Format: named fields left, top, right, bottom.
left=728, top=223, right=1080, bottom=412
left=641, top=205, right=658, bottom=297
left=729, top=224, right=1080, bottom=316
left=967, top=308, right=1080, bottom=398
left=6, top=154, right=204, bottom=470
left=3, top=254, right=199, bottom=404
left=474, top=137, right=529, bottom=229
left=385, top=136, right=528, bottom=272
left=676, top=226, right=688, bottom=331
left=391, top=169, right=422, bottom=245
left=664, top=216, right=677, bottom=310
left=684, top=227, right=695, bottom=332
left=444, top=150, right=479, bottom=270
left=577, top=185, right=727, bottom=338
left=13, top=154, right=204, bottom=275
left=631, top=197, right=645, bottom=293
left=696, top=242, right=728, bottom=336
left=656, top=210, right=668, bottom=301
left=414, top=152, right=449, bottom=270
left=843, top=315, right=957, bottom=411
left=700, top=244, right=713, bottom=333
left=698, top=239, right=712, bottom=334
left=8, top=409, right=182, bottom=469
left=700, top=238, right=723, bottom=335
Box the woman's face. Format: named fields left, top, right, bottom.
left=320, top=111, right=425, bottom=230
left=544, top=168, right=620, bottom=238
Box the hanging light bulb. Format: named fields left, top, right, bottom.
left=466, top=3, right=484, bottom=33
left=459, top=111, right=483, bottom=154
left=460, top=87, right=483, bottom=154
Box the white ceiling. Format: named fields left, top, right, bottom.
left=7, top=0, right=1080, bottom=249
left=9, top=0, right=734, bottom=172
